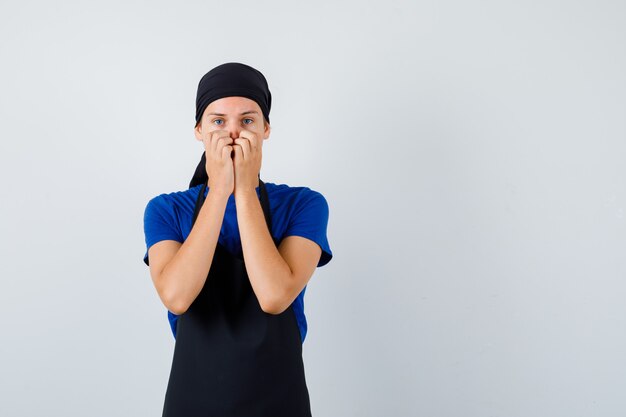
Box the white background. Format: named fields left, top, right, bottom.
left=1, top=0, right=625, bottom=416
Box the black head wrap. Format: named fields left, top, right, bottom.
left=189, top=62, right=271, bottom=188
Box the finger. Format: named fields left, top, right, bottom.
left=233, top=138, right=250, bottom=160
left=215, top=136, right=233, bottom=157
left=221, top=144, right=233, bottom=161
left=238, top=129, right=258, bottom=151
left=232, top=144, right=243, bottom=164
left=210, top=130, right=230, bottom=153
left=201, top=131, right=212, bottom=153
left=211, top=130, right=232, bottom=155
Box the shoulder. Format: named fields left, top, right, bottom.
left=143, top=185, right=203, bottom=251
left=144, top=185, right=203, bottom=215
left=143, top=185, right=203, bottom=237
left=264, top=181, right=330, bottom=230
left=264, top=181, right=329, bottom=210
left=264, top=181, right=333, bottom=267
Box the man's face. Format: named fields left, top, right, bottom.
left=194, top=96, right=270, bottom=144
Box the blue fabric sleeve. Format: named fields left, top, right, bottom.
left=142, top=195, right=184, bottom=266
left=283, top=190, right=333, bottom=267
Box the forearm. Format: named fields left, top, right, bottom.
left=161, top=188, right=230, bottom=314
left=235, top=188, right=293, bottom=314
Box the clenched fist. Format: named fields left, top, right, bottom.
left=200, top=129, right=235, bottom=196
left=232, top=129, right=263, bottom=196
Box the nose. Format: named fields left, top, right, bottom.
left=227, top=122, right=240, bottom=140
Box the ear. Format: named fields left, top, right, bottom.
left=263, top=121, right=271, bottom=140
left=194, top=122, right=203, bottom=142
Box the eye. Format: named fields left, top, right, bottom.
left=243, top=118, right=254, bottom=125
left=213, top=119, right=224, bottom=126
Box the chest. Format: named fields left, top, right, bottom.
left=178, top=197, right=287, bottom=257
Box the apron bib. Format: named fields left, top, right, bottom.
left=162, top=179, right=312, bottom=417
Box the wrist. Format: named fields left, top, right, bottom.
left=207, top=186, right=232, bottom=200
left=234, top=186, right=257, bottom=201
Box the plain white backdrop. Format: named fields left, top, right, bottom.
left=1, top=0, right=625, bottom=416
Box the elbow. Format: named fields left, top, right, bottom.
left=162, top=288, right=190, bottom=316
left=153, top=268, right=190, bottom=315
left=260, top=301, right=287, bottom=315
left=259, top=291, right=291, bottom=315
left=168, top=302, right=189, bottom=316
left=259, top=271, right=296, bottom=315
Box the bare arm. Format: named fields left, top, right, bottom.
left=148, top=188, right=230, bottom=315
left=235, top=188, right=321, bottom=315
left=231, top=127, right=321, bottom=315
left=148, top=123, right=236, bottom=314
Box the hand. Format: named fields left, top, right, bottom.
left=232, top=129, right=262, bottom=196
left=201, top=129, right=234, bottom=196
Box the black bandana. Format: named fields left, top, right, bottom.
left=195, top=62, right=271, bottom=126
left=190, top=62, right=271, bottom=188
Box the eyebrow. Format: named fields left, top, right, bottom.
left=207, top=110, right=259, bottom=116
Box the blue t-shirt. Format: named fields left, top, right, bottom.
left=142, top=181, right=333, bottom=343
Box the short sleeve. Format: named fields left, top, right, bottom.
left=142, top=195, right=184, bottom=266
left=283, top=190, right=333, bottom=267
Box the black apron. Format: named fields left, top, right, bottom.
left=162, top=179, right=313, bottom=417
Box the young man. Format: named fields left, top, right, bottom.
left=142, top=62, right=332, bottom=416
